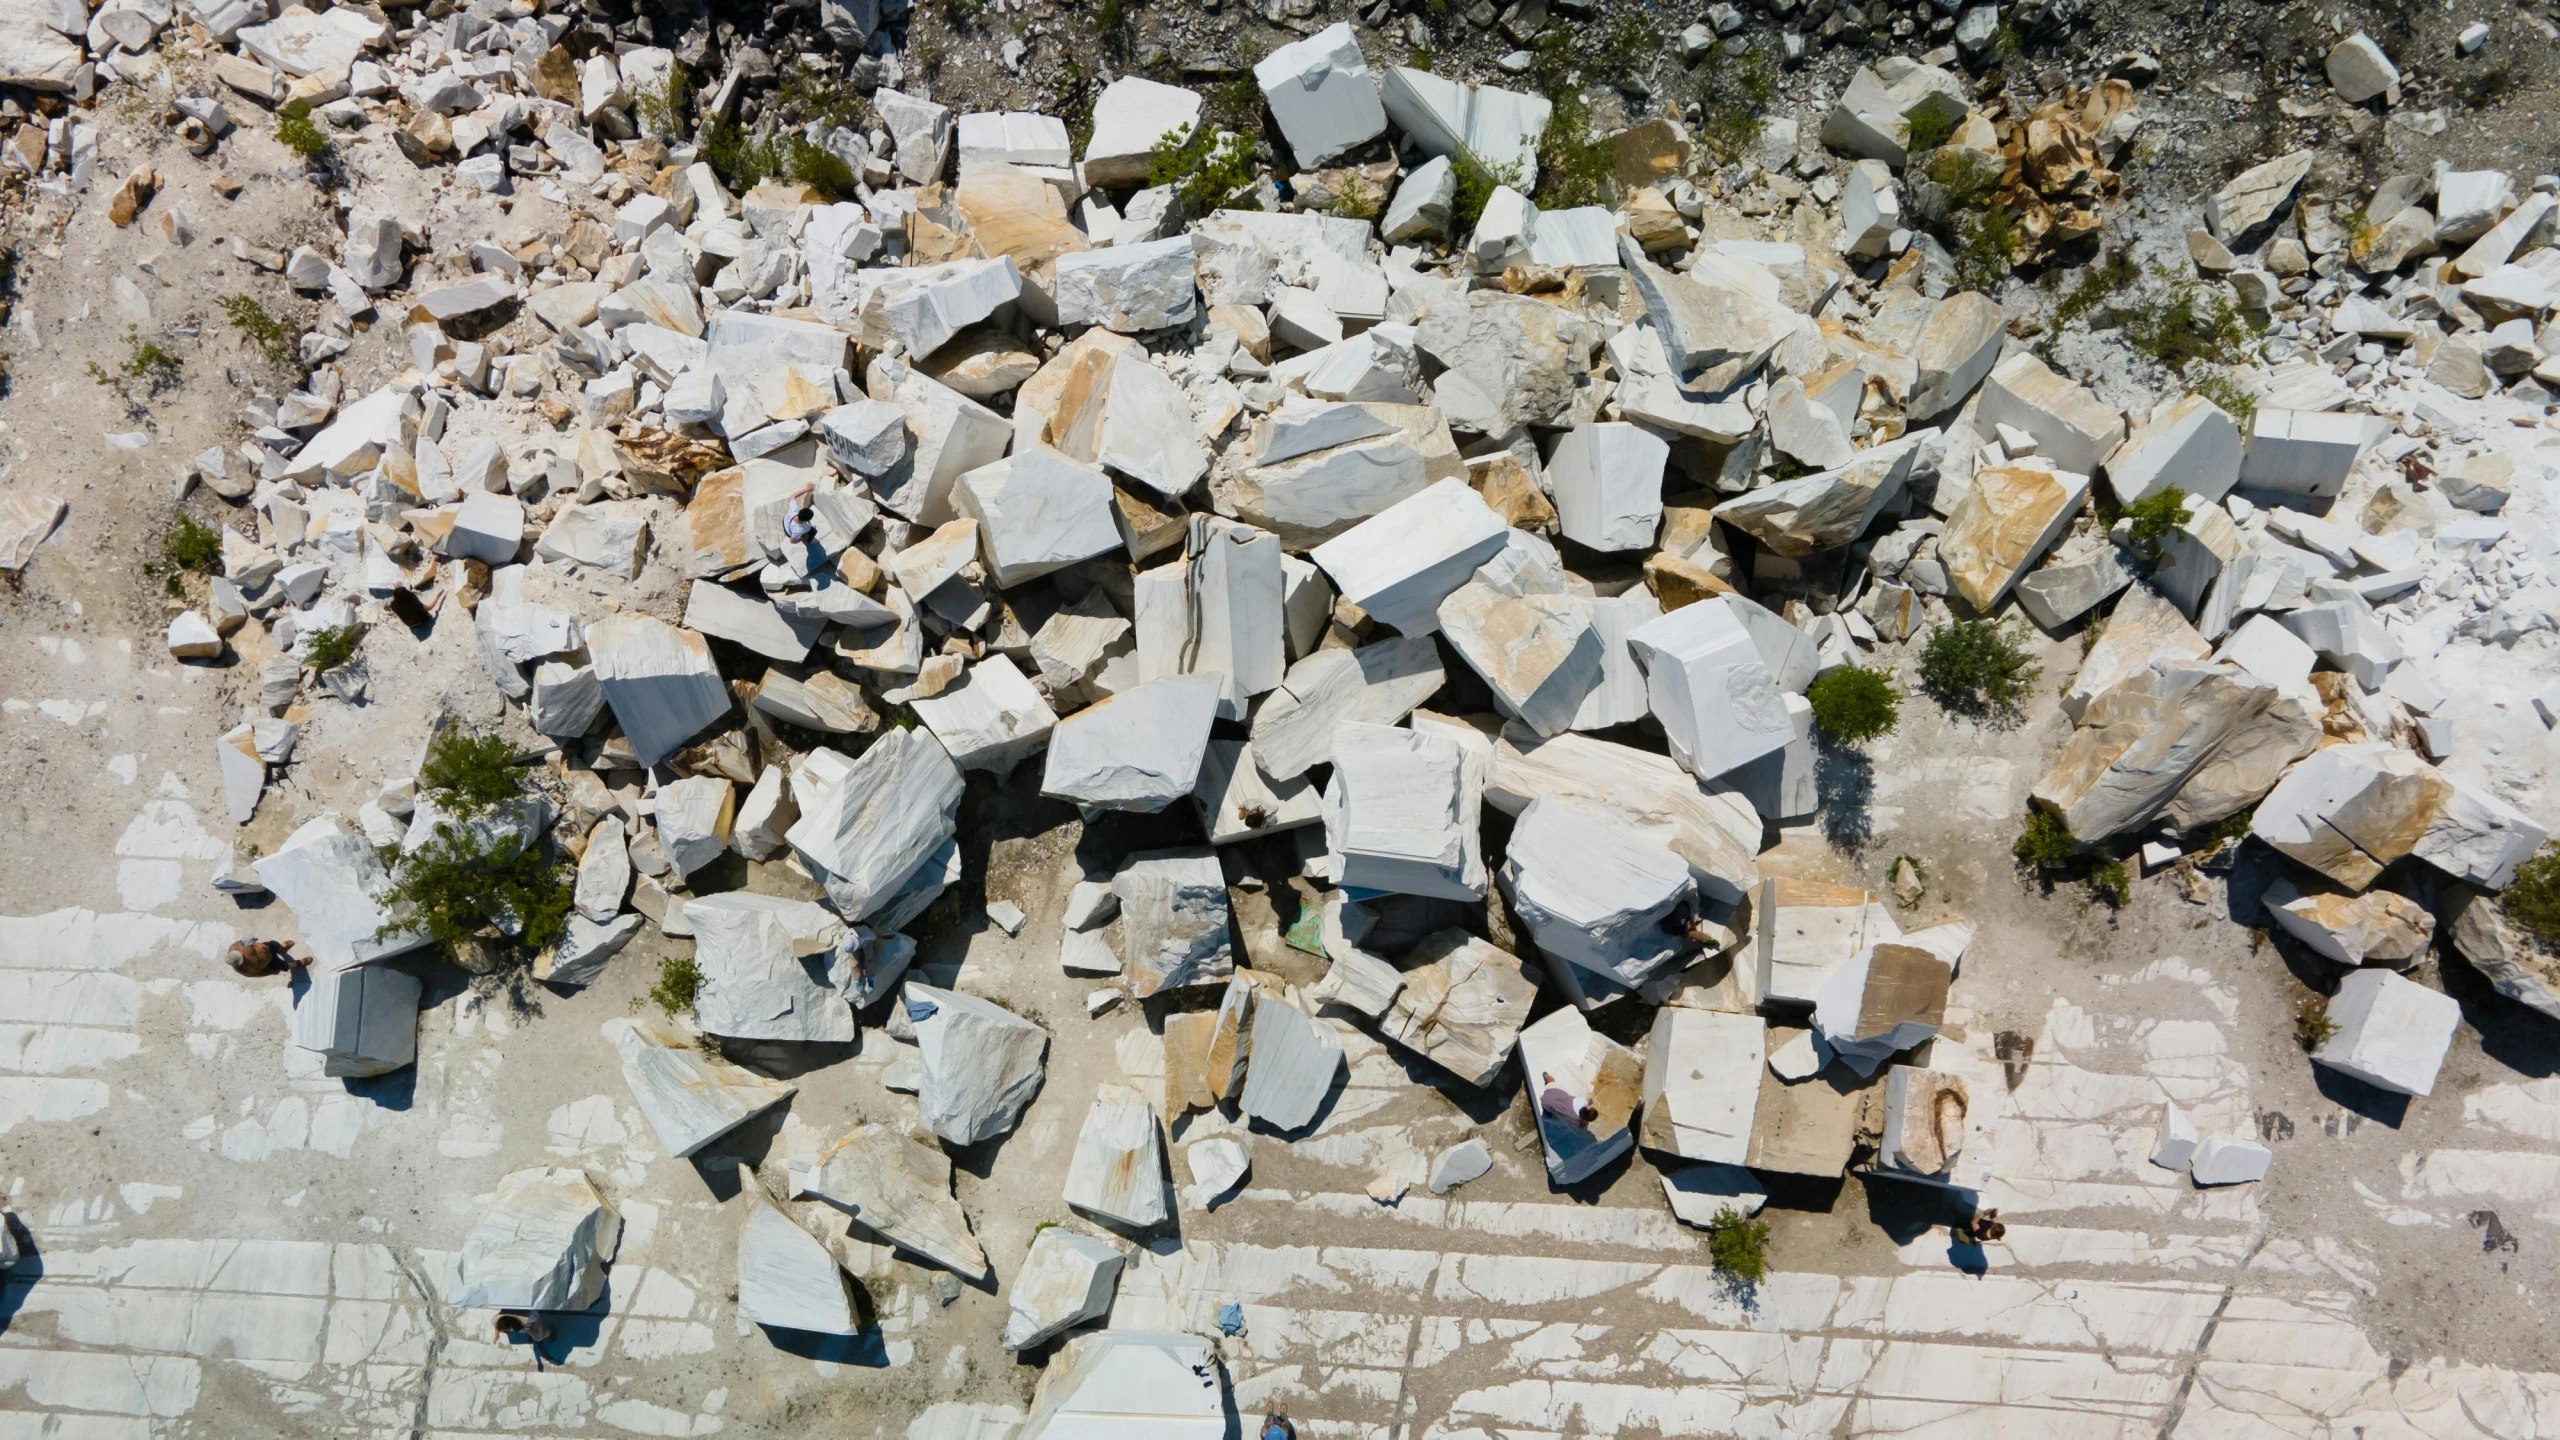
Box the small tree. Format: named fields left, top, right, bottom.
left=1919, top=618, right=2041, bottom=717
left=651, top=954, right=703, bottom=1016
left=379, top=824, right=572, bottom=957
left=2123, top=487, right=2193, bottom=565
left=1706, top=1207, right=1771, bottom=1287
left=1804, top=666, right=1900, bottom=744
left=418, top=727, right=524, bottom=816
left=2013, top=808, right=2078, bottom=870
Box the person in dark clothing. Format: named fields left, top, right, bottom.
left=226, top=939, right=305, bottom=978
left=1955, top=1207, right=2006, bottom=1244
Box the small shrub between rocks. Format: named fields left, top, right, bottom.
left=2013, top=808, right=2079, bottom=870
left=1707, top=1207, right=1771, bottom=1286
left=1919, top=618, right=2040, bottom=717
left=2294, top=996, right=2337, bottom=1052
left=418, top=727, right=525, bottom=816
left=1804, top=665, right=1900, bottom=744
left=276, top=98, right=329, bottom=161
left=2503, top=841, right=2560, bottom=947
left=2123, top=486, right=2192, bottom=565
left=301, top=624, right=361, bottom=675
left=2087, top=857, right=2131, bottom=910
left=2190, top=369, right=2259, bottom=427
left=379, top=824, right=572, bottom=957
left=1694, top=44, right=1775, bottom=167
left=651, top=954, right=703, bottom=1017
left=218, top=293, right=299, bottom=370
left=1149, top=123, right=1257, bottom=215
left=163, top=516, right=220, bottom=574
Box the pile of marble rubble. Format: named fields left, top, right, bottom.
left=65, top=0, right=2557, bottom=1402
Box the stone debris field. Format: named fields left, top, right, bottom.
left=6, top=0, right=2560, bottom=1433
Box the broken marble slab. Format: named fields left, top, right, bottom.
left=1639, top=1008, right=1766, bottom=1166
left=736, top=1168, right=859, bottom=1336
left=1436, top=581, right=1603, bottom=739
left=1215, top=400, right=1464, bottom=548
left=1876, top=1065, right=1970, bottom=1177
left=291, top=962, right=420, bottom=1078
left=2103, top=392, right=2243, bottom=506
left=2263, top=874, right=2435, bottom=967
left=603, top=1016, right=797, bottom=1158
left=1255, top=22, right=1386, bottom=166
left=1112, top=847, right=1235, bottom=998
left=1379, top=65, right=1551, bottom=182
left=1064, top=1083, right=1169, bottom=1228
left=1517, top=1004, right=1643, bottom=1186
left=1755, top=877, right=1902, bottom=1008
left=530, top=662, right=606, bottom=739
left=2189, top=1135, right=2272, bottom=1186
left=1374, top=929, right=1537, bottom=1087
left=1040, top=672, right=1222, bottom=812
left=684, top=579, right=826, bottom=663
left=1318, top=719, right=1486, bottom=901
left=2016, top=533, right=2136, bottom=631
left=2064, top=584, right=2211, bottom=721
left=2313, top=968, right=2460, bottom=1098
left=1020, top=1331, right=1228, bottom=1438
left=1247, top=635, right=1446, bottom=780
left=587, top=612, right=729, bottom=767
left=1547, top=421, right=1668, bottom=552
left=1307, top=476, right=1508, bottom=637
left=1306, top=893, right=1402, bottom=1017
left=1082, top=75, right=1203, bottom=187
left=1191, top=738, right=1322, bottom=844
left=1133, top=519, right=1287, bottom=720
left=1570, top=588, right=1663, bottom=734
left=910, top=654, right=1057, bottom=775
left=1812, top=941, right=1952, bottom=1076
left=254, top=816, right=432, bottom=969
left=1428, top=1138, right=1493, bottom=1194
left=218, top=722, right=267, bottom=824
left=1627, top=596, right=1796, bottom=783
left=445, top=1167, right=622, bottom=1311
left=654, top=774, right=734, bottom=881
left=2237, top=408, right=2383, bottom=498
left=732, top=766, right=798, bottom=862
left=1977, top=352, right=2125, bottom=476
left=1939, top=464, right=2093, bottom=612
left=2032, top=664, right=2317, bottom=842
left=753, top=669, right=877, bottom=735
left=785, top=726, right=965, bottom=920
left=953, top=447, right=1122, bottom=588
left=1746, top=1025, right=1869, bottom=1176
left=790, top=1122, right=989, bottom=1279
left=1500, top=796, right=1697, bottom=988
left=685, top=893, right=856, bottom=1044
left=1485, top=726, right=1759, bottom=907
left=1002, top=1228, right=1124, bottom=1350
left=2150, top=1101, right=2200, bottom=1171
left=1729, top=692, right=1817, bottom=822
left=2252, top=740, right=2548, bottom=892
left=1238, top=991, right=1344, bottom=1132
left=539, top=914, right=644, bottom=989
left=907, top=983, right=1049, bottom=1145
left=1184, top=1135, right=1252, bottom=1210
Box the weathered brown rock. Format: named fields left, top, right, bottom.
left=2032, top=664, right=2318, bottom=841
left=1940, top=465, right=2089, bottom=611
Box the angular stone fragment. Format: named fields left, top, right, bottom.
left=255, top=817, right=431, bottom=968
left=1003, top=1228, right=1124, bottom=1349
left=588, top=613, right=729, bottom=766
left=1820, top=58, right=1968, bottom=165
left=1064, top=1083, right=1168, bottom=1227
left=604, top=1016, right=796, bottom=1157
left=2016, top=535, right=2135, bottom=630
left=1517, top=1005, right=1643, bottom=1185
left=2312, top=968, right=2459, bottom=1098
left=752, top=670, right=875, bottom=735
left=291, top=963, right=420, bottom=1078
left=2252, top=740, right=2547, bottom=892
left=1111, top=848, right=1235, bottom=998
left=1710, top=430, right=1933, bottom=559
left=1320, top=720, right=1485, bottom=900
left=1379, top=66, right=1551, bottom=181
left=1054, top=236, right=1197, bottom=333
left=2326, top=32, right=2400, bottom=103
left=1377, top=929, right=1538, bottom=1087
left=954, top=448, right=1121, bottom=587
left=2205, top=150, right=2313, bottom=242
left=1939, top=464, right=2092, bottom=612
left=446, top=1167, right=622, bottom=1311
left=1238, top=991, right=1343, bottom=1132
left=2104, top=393, right=2243, bottom=506
left=685, top=893, right=855, bottom=1044
left=1383, top=155, right=1455, bottom=243
left=1436, top=582, right=1602, bottom=739
left=791, top=1123, right=988, bottom=1278
left=2263, top=875, right=2434, bottom=967
left=1191, top=738, right=1321, bottom=844
left=1547, top=422, right=1668, bottom=552
left=575, top=815, right=631, bottom=923
left=2237, top=408, right=2382, bottom=498
left=1486, top=727, right=1759, bottom=905
left=1876, top=1065, right=1970, bottom=1177
left=2189, top=1135, right=2272, bottom=1186
left=653, top=775, right=734, bottom=880
left=1308, top=477, right=1507, bottom=637
left=1083, top=76, right=1202, bottom=187
left=736, top=1170, right=858, bottom=1336
left=1623, top=249, right=1795, bottom=394
left=1640, top=1008, right=1766, bottom=1166
left=2033, top=664, right=2316, bottom=841
left=785, top=727, right=965, bottom=919
left=1217, top=401, right=1462, bottom=547
left=1812, top=941, right=1952, bottom=1076
left=907, top=983, right=1048, bottom=1145
left=2065, top=585, right=2210, bottom=721
left=910, top=655, right=1057, bottom=775
left=1248, top=636, right=1445, bottom=779
left=1021, top=1331, right=1228, bottom=1438
left=1255, top=22, right=1385, bottom=166
left=1626, top=597, right=1795, bottom=782
left=1909, top=292, right=2006, bottom=420
left=1501, top=797, right=1697, bottom=987
left=1978, top=352, right=2125, bottom=476
left=1041, top=672, right=1222, bottom=812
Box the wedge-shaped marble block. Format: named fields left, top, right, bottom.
left=735, top=1169, right=859, bottom=1335
left=446, top=1167, right=622, bottom=1311
left=1063, top=1083, right=1168, bottom=1227
left=604, top=1016, right=798, bottom=1158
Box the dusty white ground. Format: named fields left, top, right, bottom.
left=8, top=56, right=2560, bottom=1440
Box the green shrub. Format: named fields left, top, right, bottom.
left=2190, top=370, right=2258, bottom=428
left=1706, top=1207, right=1771, bottom=1286
left=276, top=98, right=328, bottom=161
left=1149, top=123, right=1257, bottom=215
left=1804, top=666, right=1900, bottom=744
left=379, top=824, right=572, bottom=956
left=651, top=954, right=703, bottom=1016
left=2190, top=803, right=2257, bottom=851
left=1526, top=35, right=1613, bottom=210
left=2503, top=842, right=2560, bottom=947
left=301, top=624, right=361, bottom=675
left=2123, top=487, right=2192, bottom=565
left=2086, top=857, right=2130, bottom=909
left=1449, top=150, right=1525, bottom=235
left=1694, top=44, right=1775, bottom=167
left=1953, top=206, right=2017, bottom=293
left=2013, top=808, right=2079, bottom=870
left=1330, top=174, right=1381, bottom=221
left=631, top=63, right=690, bottom=138
left=163, top=516, right=220, bottom=574
left=218, top=293, right=299, bottom=369
left=418, top=727, right=525, bottom=816
left=2294, top=995, right=2336, bottom=1051
left=1919, top=618, right=2040, bottom=716
left=1902, top=105, right=1959, bottom=155
left=2124, top=285, right=2260, bottom=373
left=2052, top=247, right=2137, bottom=329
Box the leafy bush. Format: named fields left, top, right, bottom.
left=630, top=63, right=690, bottom=138
left=218, top=293, right=299, bottom=369
left=2052, top=247, right=2137, bottom=329
left=1449, top=150, right=1525, bottom=235
left=1525, top=34, right=1613, bottom=210
left=1804, top=666, right=1900, bottom=744
left=1919, top=618, right=2040, bottom=716
left=1706, top=1207, right=1771, bottom=1286
left=1149, top=123, right=1257, bottom=215
left=276, top=98, right=328, bottom=161
left=2086, top=857, right=2131, bottom=909
left=2123, top=487, right=2192, bottom=565
left=2124, top=285, right=2260, bottom=373
left=2013, top=808, right=2079, bottom=870
left=418, top=727, right=525, bottom=816
left=2503, top=842, right=2560, bottom=947
left=301, top=624, right=361, bottom=675
left=1953, top=206, right=2018, bottom=294
left=2190, top=370, right=2258, bottom=428
left=1330, top=174, right=1381, bottom=221
left=1903, top=105, right=1960, bottom=155
left=1694, top=44, right=1775, bottom=166
left=380, top=824, right=572, bottom=956
left=163, top=516, right=220, bottom=574
left=651, top=954, right=703, bottom=1016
